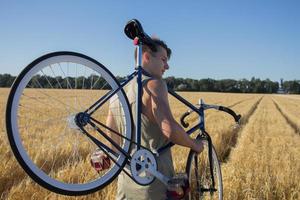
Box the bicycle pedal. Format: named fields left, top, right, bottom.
left=167, top=173, right=190, bottom=199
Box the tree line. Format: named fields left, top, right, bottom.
left=1, top=73, right=299, bottom=94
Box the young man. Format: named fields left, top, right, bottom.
left=100, top=38, right=203, bottom=199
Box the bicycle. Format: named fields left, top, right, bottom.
left=6, top=19, right=241, bottom=199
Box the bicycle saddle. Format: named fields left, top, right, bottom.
left=124, top=19, right=157, bottom=51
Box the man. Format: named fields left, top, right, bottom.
left=96, top=38, right=203, bottom=199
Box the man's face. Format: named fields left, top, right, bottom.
left=144, top=46, right=169, bottom=79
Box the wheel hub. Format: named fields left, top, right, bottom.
left=75, top=112, right=90, bottom=127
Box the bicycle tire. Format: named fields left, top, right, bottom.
left=6, top=51, right=133, bottom=195
left=185, top=140, right=223, bottom=200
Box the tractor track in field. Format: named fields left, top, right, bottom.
left=228, top=97, right=254, bottom=108
left=221, top=96, right=264, bottom=163
left=272, top=98, right=300, bottom=135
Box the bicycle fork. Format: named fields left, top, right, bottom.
left=198, top=99, right=217, bottom=195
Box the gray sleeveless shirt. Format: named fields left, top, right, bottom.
left=111, top=75, right=175, bottom=200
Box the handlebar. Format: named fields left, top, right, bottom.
left=180, top=111, right=191, bottom=128
left=180, top=104, right=241, bottom=128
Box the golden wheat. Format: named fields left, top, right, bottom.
left=272, top=95, right=300, bottom=132
left=1, top=88, right=300, bottom=200
left=222, top=95, right=300, bottom=199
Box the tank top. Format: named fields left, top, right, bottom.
left=110, top=74, right=175, bottom=200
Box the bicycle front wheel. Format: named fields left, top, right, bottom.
left=6, top=51, right=133, bottom=195
left=186, top=140, right=223, bottom=200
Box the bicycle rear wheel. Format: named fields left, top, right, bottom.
left=186, top=140, right=223, bottom=200
left=6, top=51, right=133, bottom=195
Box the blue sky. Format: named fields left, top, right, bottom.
left=0, top=0, right=299, bottom=81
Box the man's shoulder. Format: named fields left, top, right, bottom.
left=145, top=78, right=167, bottom=91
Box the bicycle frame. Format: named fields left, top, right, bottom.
left=81, top=40, right=240, bottom=188
left=84, top=47, right=205, bottom=155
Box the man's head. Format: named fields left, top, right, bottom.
left=135, top=38, right=171, bottom=79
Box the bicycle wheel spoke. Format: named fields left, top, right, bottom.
left=91, top=75, right=101, bottom=90
left=84, top=71, right=110, bottom=110
left=90, top=75, right=93, bottom=90
left=18, top=114, right=66, bottom=124
left=58, top=62, right=73, bottom=90
left=73, top=66, right=110, bottom=112
left=22, top=94, right=74, bottom=116
left=83, top=65, right=86, bottom=88
left=32, top=78, right=78, bottom=112
left=48, top=64, right=88, bottom=110
left=49, top=65, right=63, bottom=89
left=43, top=65, right=88, bottom=111
left=75, top=63, right=78, bottom=89
left=19, top=104, right=58, bottom=118
left=85, top=89, right=113, bottom=114
left=41, top=69, right=55, bottom=89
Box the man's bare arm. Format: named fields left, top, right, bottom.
left=106, top=109, right=121, bottom=152
left=146, top=79, right=203, bottom=153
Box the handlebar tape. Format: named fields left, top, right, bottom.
left=218, top=106, right=241, bottom=123
left=180, top=111, right=190, bottom=128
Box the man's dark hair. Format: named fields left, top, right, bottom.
left=134, top=38, right=172, bottom=60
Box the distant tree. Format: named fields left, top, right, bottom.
left=0, top=74, right=16, bottom=87
left=283, top=80, right=300, bottom=94
left=177, top=83, right=188, bottom=91
left=199, top=78, right=216, bottom=92
left=217, top=79, right=240, bottom=93
left=165, top=76, right=176, bottom=89
left=175, top=78, right=185, bottom=90
left=237, top=79, right=250, bottom=93
left=0, top=73, right=298, bottom=94
left=264, top=78, right=279, bottom=93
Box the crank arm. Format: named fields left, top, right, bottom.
left=145, top=167, right=170, bottom=186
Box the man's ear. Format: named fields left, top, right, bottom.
left=143, top=52, right=150, bottom=63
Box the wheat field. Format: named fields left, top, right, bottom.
left=1, top=88, right=300, bottom=200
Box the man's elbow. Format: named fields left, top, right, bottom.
left=160, top=120, right=178, bottom=140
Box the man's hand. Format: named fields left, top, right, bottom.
left=90, top=149, right=111, bottom=173
left=193, top=139, right=205, bottom=154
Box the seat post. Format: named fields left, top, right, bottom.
left=136, top=41, right=143, bottom=150
left=136, top=43, right=142, bottom=69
